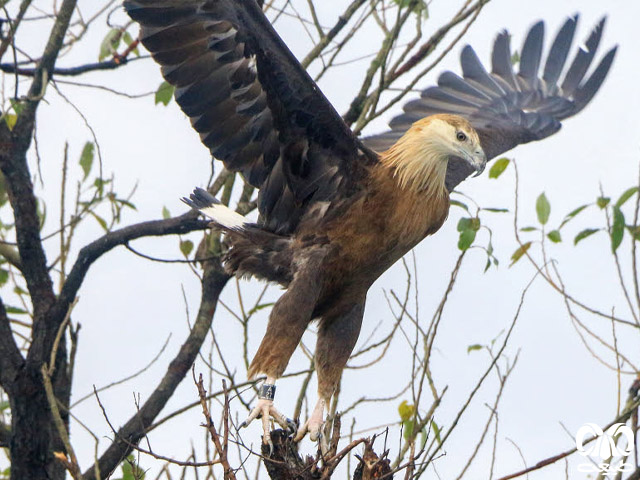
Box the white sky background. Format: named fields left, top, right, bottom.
left=2, top=0, right=640, bottom=478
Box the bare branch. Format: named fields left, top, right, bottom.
left=494, top=396, right=640, bottom=480
left=0, top=56, right=146, bottom=77
left=14, top=0, right=77, bottom=137
left=300, top=0, right=368, bottom=69
left=82, top=261, right=230, bottom=480
left=195, top=373, right=237, bottom=479
left=51, top=212, right=209, bottom=330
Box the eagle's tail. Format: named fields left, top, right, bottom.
left=182, top=187, right=247, bottom=232
left=182, top=187, right=293, bottom=285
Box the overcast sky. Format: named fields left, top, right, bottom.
left=2, top=0, right=640, bottom=478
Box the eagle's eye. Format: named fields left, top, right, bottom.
left=456, top=131, right=467, bottom=142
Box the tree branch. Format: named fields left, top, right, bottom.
left=390, top=0, right=489, bottom=81
left=0, top=0, right=78, bottom=359
left=0, top=0, right=33, bottom=63
left=0, top=56, right=146, bottom=78
left=13, top=0, right=77, bottom=139
left=0, top=420, right=11, bottom=448
left=0, top=295, right=25, bottom=395
left=82, top=260, right=230, bottom=480
left=300, top=0, right=368, bottom=69
left=53, top=212, right=208, bottom=319
left=344, top=0, right=490, bottom=128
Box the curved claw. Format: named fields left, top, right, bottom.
left=294, top=398, right=326, bottom=444
left=239, top=398, right=293, bottom=446
left=294, top=417, right=324, bottom=442
left=288, top=418, right=297, bottom=434
left=294, top=417, right=329, bottom=454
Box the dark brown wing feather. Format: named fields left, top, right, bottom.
left=363, top=16, right=617, bottom=190
left=125, top=0, right=373, bottom=234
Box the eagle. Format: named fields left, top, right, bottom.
left=125, top=0, right=616, bottom=448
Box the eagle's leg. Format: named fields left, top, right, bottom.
left=241, top=248, right=327, bottom=446
left=239, top=375, right=294, bottom=442
left=295, top=301, right=365, bottom=451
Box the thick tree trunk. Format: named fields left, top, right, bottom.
left=9, top=345, right=70, bottom=480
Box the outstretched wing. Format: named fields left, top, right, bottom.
left=125, top=0, right=373, bottom=235
left=363, top=16, right=617, bottom=190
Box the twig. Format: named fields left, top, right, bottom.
left=495, top=396, right=640, bottom=480
left=42, top=363, right=81, bottom=479
left=195, top=371, right=237, bottom=480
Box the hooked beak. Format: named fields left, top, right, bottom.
left=465, top=147, right=486, bottom=177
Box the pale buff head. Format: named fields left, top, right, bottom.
left=381, top=114, right=486, bottom=196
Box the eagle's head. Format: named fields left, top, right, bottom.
left=382, top=114, right=486, bottom=196
left=418, top=114, right=486, bottom=176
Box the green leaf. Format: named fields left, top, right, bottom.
left=467, top=344, right=482, bottom=354
left=488, top=157, right=510, bottom=179
left=509, top=242, right=531, bottom=267
left=616, top=187, right=639, bottom=208
left=99, top=28, right=121, bottom=61
left=0, top=268, right=8, bottom=287
left=457, top=217, right=471, bottom=232
left=5, top=99, right=24, bottom=129
left=611, top=206, right=625, bottom=252
left=3, top=114, right=16, bottom=131
left=180, top=239, right=194, bottom=257
left=597, top=196, right=610, bottom=209
left=155, top=81, right=175, bottom=106
left=79, top=142, right=94, bottom=181
left=403, top=419, right=415, bottom=440
left=122, top=31, right=139, bottom=56
left=458, top=229, right=476, bottom=251
left=520, top=226, right=538, bottom=232
left=119, top=455, right=145, bottom=480
left=162, top=206, right=171, bottom=219
left=94, top=177, right=111, bottom=196
left=536, top=193, right=550, bottom=225
left=457, top=217, right=479, bottom=250
left=484, top=257, right=491, bottom=272
left=5, top=305, right=28, bottom=314
left=628, top=225, right=640, bottom=241
left=89, top=211, right=108, bottom=231
left=482, top=207, right=509, bottom=213
left=115, top=198, right=137, bottom=210
left=398, top=400, right=415, bottom=422
left=559, top=204, right=589, bottom=229
left=420, top=429, right=428, bottom=449
left=10, top=98, right=24, bottom=115
left=431, top=419, right=442, bottom=445
left=450, top=199, right=469, bottom=212
left=547, top=230, right=562, bottom=243
left=510, top=50, right=520, bottom=65
left=0, top=400, right=9, bottom=412
left=574, top=228, right=600, bottom=245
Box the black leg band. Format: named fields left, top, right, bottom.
left=259, top=383, right=276, bottom=401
